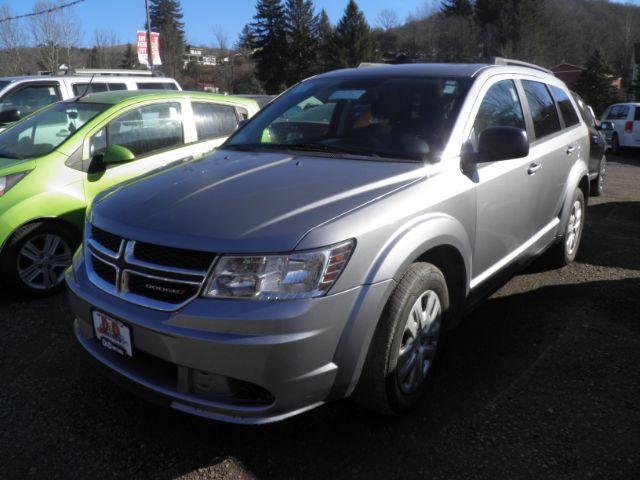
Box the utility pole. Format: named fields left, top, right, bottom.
left=145, top=0, right=153, bottom=70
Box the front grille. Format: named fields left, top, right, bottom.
left=92, top=259, right=116, bottom=284
left=127, top=272, right=200, bottom=304
left=91, top=225, right=122, bottom=253
left=133, top=242, right=213, bottom=271
left=85, top=224, right=216, bottom=311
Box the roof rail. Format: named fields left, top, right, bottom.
left=70, top=68, right=158, bottom=77
left=491, top=57, right=553, bottom=75
left=357, top=62, right=388, bottom=68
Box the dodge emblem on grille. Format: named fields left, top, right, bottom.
left=144, top=283, right=186, bottom=295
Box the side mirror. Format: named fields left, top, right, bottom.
left=478, top=126, right=529, bottom=162
left=237, top=119, right=248, bottom=129
left=597, top=121, right=613, bottom=131
left=101, top=144, right=135, bottom=164
left=0, top=109, right=21, bottom=124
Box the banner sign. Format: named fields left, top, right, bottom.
left=136, top=31, right=162, bottom=66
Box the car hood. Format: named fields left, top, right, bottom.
left=92, top=149, right=425, bottom=253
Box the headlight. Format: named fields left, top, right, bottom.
left=202, top=240, right=355, bottom=300
left=0, top=171, right=28, bottom=196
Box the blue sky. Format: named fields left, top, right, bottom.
left=1, top=0, right=429, bottom=47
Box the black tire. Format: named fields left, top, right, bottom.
left=0, top=222, right=78, bottom=297
left=546, top=188, right=586, bottom=268
left=353, top=262, right=449, bottom=415
left=590, top=156, right=606, bottom=197
left=611, top=133, right=622, bottom=155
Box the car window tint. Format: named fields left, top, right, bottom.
left=522, top=80, right=561, bottom=139
left=472, top=80, right=525, bottom=145
left=607, top=105, right=629, bottom=120
left=635, top=107, right=640, bottom=121
left=72, top=83, right=108, bottom=96
left=571, top=93, right=595, bottom=128
left=550, top=86, right=580, bottom=128
left=136, top=82, right=178, bottom=90
left=0, top=84, right=60, bottom=116
left=192, top=102, right=238, bottom=140
left=108, top=83, right=127, bottom=91
left=90, top=127, right=107, bottom=158
left=107, top=102, right=183, bottom=157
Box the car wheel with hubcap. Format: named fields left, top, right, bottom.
left=590, top=156, right=606, bottom=197
left=353, top=262, right=449, bottom=414
left=0, top=222, right=77, bottom=297
left=547, top=188, right=585, bottom=267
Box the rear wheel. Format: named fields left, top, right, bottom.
left=0, top=222, right=77, bottom=297
left=611, top=133, right=622, bottom=155
left=353, top=263, right=449, bottom=415
left=547, top=188, right=585, bottom=267
left=590, top=156, right=606, bottom=197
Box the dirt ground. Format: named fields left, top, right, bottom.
left=1, top=153, right=639, bottom=480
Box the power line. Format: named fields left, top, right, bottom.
left=0, top=0, right=86, bottom=23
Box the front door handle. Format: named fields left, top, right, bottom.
left=527, top=162, right=542, bottom=175
left=566, top=145, right=576, bottom=155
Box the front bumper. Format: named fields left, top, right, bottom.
left=67, top=255, right=394, bottom=424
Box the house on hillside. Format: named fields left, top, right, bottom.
left=551, top=62, right=623, bottom=97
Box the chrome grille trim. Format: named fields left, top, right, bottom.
left=85, top=226, right=216, bottom=312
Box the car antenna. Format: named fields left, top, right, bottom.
left=76, top=73, right=95, bottom=102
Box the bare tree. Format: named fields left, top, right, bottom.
left=94, top=29, right=120, bottom=68
left=0, top=4, right=27, bottom=75
left=376, top=9, right=399, bottom=31
left=30, top=0, right=83, bottom=72
left=212, top=25, right=229, bottom=53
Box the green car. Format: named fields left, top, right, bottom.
left=0, top=90, right=259, bottom=296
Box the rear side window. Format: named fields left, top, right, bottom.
left=550, top=86, right=580, bottom=128
left=522, top=80, right=561, bottom=139
left=105, top=102, right=183, bottom=157
left=72, top=83, right=127, bottom=96
left=192, top=102, right=238, bottom=140
left=0, top=84, right=61, bottom=116
left=635, top=107, right=640, bottom=121
left=136, top=82, right=178, bottom=91
left=606, top=105, right=630, bottom=120
left=471, top=80, right=525, bottom=145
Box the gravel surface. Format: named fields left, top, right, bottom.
left=1, top=153, right=639, bottom=480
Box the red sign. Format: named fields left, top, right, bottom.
left=136, top=30, right=161, bottom=66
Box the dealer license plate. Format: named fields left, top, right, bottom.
left=92, top=310, right=133, bottom=357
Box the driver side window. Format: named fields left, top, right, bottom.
left=471, top=80, right=525, bottom=148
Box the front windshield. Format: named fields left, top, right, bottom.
left=226, top=75, right=472, bottom=161
left=0, top=102, right=108, bottom=159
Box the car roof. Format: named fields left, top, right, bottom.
left=0, top=75, right=175, bottom=83
left=314, top=62, right=560, bottom=81
left=72, top=90, right=259, bottom=108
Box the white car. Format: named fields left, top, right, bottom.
left=600, top=102, right=640, bottom=154
left=0, top=69, right=181, bottom=128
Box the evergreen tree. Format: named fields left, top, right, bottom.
left=574, top=50, right=619, bottom=116
left=317, top=9, right=333, bottom=71
left=236, top=24, right=255, bottom=52
left=250, top=0, right=288, bottom=94
left=120, top=43, right=137, bottom=69
left=327, top=0, right=375, bottom=69
left=285, top=0, right=318, bottom=85
left=441, top=0, right=473, bottom=17
left=149, top=0, right=185, bottom=77
left=630, top=68, right=640, bottom=101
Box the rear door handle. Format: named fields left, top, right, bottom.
left=566, top=145, right=576, bottom=155
left=527, top=162, right=542, bottom=175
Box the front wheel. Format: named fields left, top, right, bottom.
left=590, top=156, right=606, bottom=197
left=0, top=222, right=77, bottom=297
left=353, top=263, right=449, bottom=415
left=547, top=188, right=586, bottom=267
left=611, top=134, right=622, bottom=155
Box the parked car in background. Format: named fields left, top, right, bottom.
left=0, top=69, right=181, bottom=129
left=571, top=92, right=607, bottom=196
left=600, top=102, right=640, bottom=154
left=0, top=90, right=259, bottom=296
left=68, top=60, right=591, bottom=424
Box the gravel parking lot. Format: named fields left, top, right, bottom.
left=1, top=153, right=639, bottom=480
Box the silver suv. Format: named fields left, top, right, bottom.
left=67, top=60, right=590, bottom=424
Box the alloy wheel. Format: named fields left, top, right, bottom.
left=397, top=290, right=442, bottom=395
left=565, top=199, right=583, bottom=257
left=17, top=234, right=72, bottom=290
left=598, top=159, right=606, bottom=193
